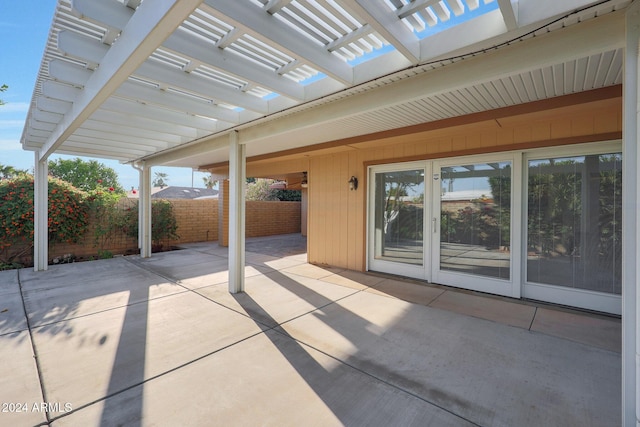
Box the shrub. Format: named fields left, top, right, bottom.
left=86, top=188, right=127, bottom=251
left=0, top=175, right=89, bottom=265
left=121, top=199, right=179, bottom=250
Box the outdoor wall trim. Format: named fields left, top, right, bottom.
left=361, top=132, right=623, bottom=169
left=228, top=130, right=245, bottom=293
left=623, top=3, right=640, bottom=425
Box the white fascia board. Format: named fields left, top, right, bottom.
left=48, top=59, right=93, bottom=87
left=55, top=150, right=132, bottom=162
left=57, top=30, right=110, bottom=66
left=419, top=9, right=507, bottom=63
left=497, top=0, right=518, bottom=30
left=238, top=11, right=624, bottom=144
left=114, top=81, right=241, bottom=124
left=90, top=109, right=199, bottom=138
left=36, top=97, right=72, bottom=115
left=163, top=29, right=305, bottom=101
left=38, top=0, right=204, bottom=162
left=58, top=142, right=147, bottom=159
left=71, top=0, right=133, bottom=30
left=27, top=129, right=51, bottom=139
left=42, top=81, right=82, bottom=103
left=202, top=0, right=354, bottom=85
left=32, top=109, right=63, bottom=124
left=81, top=119, right=186, bottom=144
left=353, top=49, right=413, bottom=85
left=303, top=77, right=352, bottom=101
left=340, top=0, right=421, bottom=64
left=517, top=0, right=625, bottom=27
left=101, top=97, right=220, bottom=132
left=64, top=133, right=158, bottom=155
left=267, top=94, right=299, bottom=112
left=133, top=60, right=270, bottom=114
left=142, top=133, right=230, bottom=167
left=30, top=119, right=57, bottom=132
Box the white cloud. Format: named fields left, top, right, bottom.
left=0, top=102, right=30, bottom=113
left=0, top=139, right=23, bottom=151
left=0, top=120, right=26, bottom=131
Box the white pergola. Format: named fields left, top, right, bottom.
left=19, top=1, right=640, bottom=423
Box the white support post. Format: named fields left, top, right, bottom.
left=228, top=130, right=245, bottom=293
left=33, top=152, right=48, bottom=271
left=622, top=4, right=640, bottom=426
left=140, top=162, right=152, bottom=258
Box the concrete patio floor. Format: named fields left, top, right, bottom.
left=0, top=234, right=621, bottom=426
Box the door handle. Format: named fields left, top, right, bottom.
left=433, top=217, right=437, bottom=233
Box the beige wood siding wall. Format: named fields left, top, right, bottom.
left=306, top=99, right=622, bottom=271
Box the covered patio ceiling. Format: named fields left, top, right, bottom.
left=21, top=0, right=630, bottom=169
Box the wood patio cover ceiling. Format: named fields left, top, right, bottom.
left=21, top=0, right=631, bottom=169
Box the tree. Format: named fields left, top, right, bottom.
left=48, top=158, right=124, bottom=193
left=0, top=164, right=28, bottom=180
left=202, top=174, right=216, bottom=189
left=245, top=178, right=279, bottom=201
left=0, top=84, right=7, bottom=106
left=153, top=172, right=168, bottom=188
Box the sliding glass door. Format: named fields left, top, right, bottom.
left=523, top=150, right=622, bottom=313
left=368, top=163, right=428, bottom=279
left=432, top=156, right=519, bottom=297
left=366, top=144, right=621, bottom=313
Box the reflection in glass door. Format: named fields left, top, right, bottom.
left=524, top=152, right=622, bottom=312
left=369, top=166, right=426, bottom=279
left=433, top=158, right=516, bottom=296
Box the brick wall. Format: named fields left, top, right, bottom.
left=4, top=196, right=299, bottom=267
left=246, top=201, right=301, bottom=237
left=218, top=179, right=302, bottom=246
left=165, top=199, right=218, bottom=244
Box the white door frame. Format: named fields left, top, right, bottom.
left=521, top=141, right=623, bottom=315
left=367, top=161, right=431, bottom=281
left=365, top=142, right=622, bottom=314
left=431, top=152, right=522, bottom=298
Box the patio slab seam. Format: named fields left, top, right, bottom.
left=265, top=324, right=484, bottom=427
left=15, top=269, right=51, bottom=426
left=46, top=328, right=269, bottom=425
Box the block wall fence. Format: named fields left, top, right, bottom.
left=5, top=197, right=301, bottom=267
left=218, top=179, right=302, bottom=246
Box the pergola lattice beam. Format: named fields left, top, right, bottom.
left=162, top=29, right=306, bottom=101
left=341, top=0, right=420, bottom=64
left=202, top=0, right=353, bottom=85
left=133, top=60, right=270, bottom=114
left=48, top=59, right=238, bottom=132
left=71, top=0, right=307, bottom=103
left=497, top=0, right=518, bottom=30
left=38, top=0, right=204, bottom=162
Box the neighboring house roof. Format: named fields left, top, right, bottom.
left=127, top=186, right=218, bottom=199
left=441, top=190, right=492, bottom=201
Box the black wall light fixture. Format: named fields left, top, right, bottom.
left=348, top=176, right=358, bottom=191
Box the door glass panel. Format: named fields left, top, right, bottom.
left=440, top=162, right=511, bottom=279
left=373, top=169, right=424, bottom=265
left=527, top=153, right=622, bottom=294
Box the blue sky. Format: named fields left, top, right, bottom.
left=0, top=0, right=211, bottom=190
